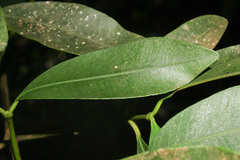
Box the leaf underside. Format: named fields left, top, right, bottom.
left=3, top=2, right=227, bottom=56
left=149, top=86, right=240, bottom=153
left=3, top=1, right=141, bottom=55
left=16, top=37, right=218, bottom=100
left=123, top=146, right=240, bottom=160
left=165, top=15, right=228, bottom=49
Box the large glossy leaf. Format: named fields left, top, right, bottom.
left=149, top=86, right=240, bottom=153
left=165, top=15, right=228, bottom=49
left=16, top=37, right=218, bottom=100
left=0, top=7, right=8, bottom=62
left=182, top=44, right=240, bottom=89
left=123, top=146, right=240, bottom=160
left=3, top=1, right=141, bottom=55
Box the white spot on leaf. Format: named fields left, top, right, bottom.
left=85, top=16, right=89, bottom=21
left=183, top=24, right=190, bottom=31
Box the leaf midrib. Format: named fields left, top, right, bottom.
left=17, top=55, right=215, bottom=99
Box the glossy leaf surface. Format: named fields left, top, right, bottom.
left=0, top=7, right=8, bottom=62
left=3, top=1, right=141, bottom=55
left=149, top=86, right=240, bottom=153
left=123, top=146, right=240, bottom=160
left=183, top=44, right=240, bottom=89
left=166, top=15, right=228, bottom=49
left=16, top=37, right=218, bottom=100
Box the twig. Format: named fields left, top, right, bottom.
left=0, top=73, right=21, bottom=159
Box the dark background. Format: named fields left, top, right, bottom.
left=0, top=0, right=240, bottom=159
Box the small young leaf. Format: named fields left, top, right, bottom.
left=182, top=44, right=240, bottom=89
left=165, top=15, right=228, bottom=49
left=0, top=7, right=8, bottom=62
left=3, top=2, right=141, bottom=55
left=128, top=120, right=148, bottom=153
left=149, top=116, right=160, bottom=146
left=123, top=146, right=240, bottom=160
left=149, top=85, right=240, bottom=153
left=16, top=37, right=218, bottom=100
left=137, top=137, right=148, bottom=153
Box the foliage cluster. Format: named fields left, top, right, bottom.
left=0, top=1, right=240, bottom=160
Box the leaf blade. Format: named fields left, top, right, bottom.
left=0, top=6, right=8, bottom=62
left=149, top=86, right=240, bottom=153
left=16, top=37, right=218, bottom=100
left=149, top=116, right=161, bottom=146
left=182, top=44, right=240, bottom=89
left=3, top=1, right=141, bottom=55
left=165, top=15, right=228, bottom=49
left=137, top=137, right=149, bottom=154
left=123, top=146, right=240, bottom=160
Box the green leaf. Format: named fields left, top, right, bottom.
left=123, top=146, right=240, bottom=160
left=0, top=6, right=8, bottom=62
left=149, top=116, right=160, bottom=146
left=182, top=44, right=240, bottom=89
left=128, top=120, right=149, bottom=153
left=165, top=15, right=228, bottom=49
left=16, top=37, right=218, bottom=100
left=149, top=86, right=240, bottom=153
left=137, top=137, right=148, bottom=154
left=3, top=1, right=141, bottom=55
